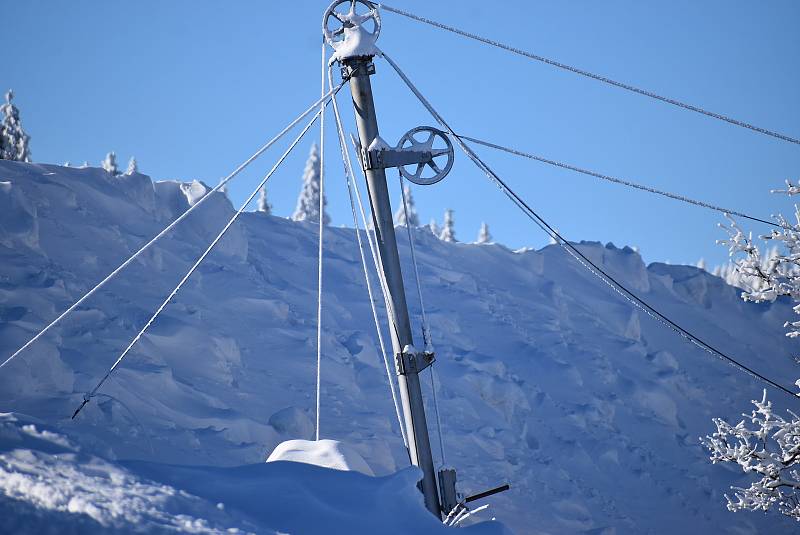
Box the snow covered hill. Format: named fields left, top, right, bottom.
left=0, top=160, right=797, bottom=533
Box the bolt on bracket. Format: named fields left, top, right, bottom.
left=395, top=349, right=435, bottom=376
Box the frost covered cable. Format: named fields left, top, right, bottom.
left=428, top=365, right=446, bottom=467
left=0, top=84, right=345, bottom=372
left=459, top=135, right=779, bottom=228
left=378, top=4, right=800, bottom=147
left=399, top=174, right=434, bottom=352
left=443, top=503, right=463, bottom=525
left=327, top=66, right=400, bottom=341
left=339, top=121, right=403, bottom=344
left=448, top=505, right=471, bottom=527
left=452, top=504, right=490, bottom=527
left=315, top=39, right=327, bottom=441
left=72, top=105, right=329, bottom=420
left=328, top=65, right=408, bottom=447
left=467, top=154, right=800, bottom=400
left=328, top=72, right=402, bottom=344
left=399, top=173, right=445, bottom=465
left=382, top=50, right=800, bottom=401
left=354, top=177, right=403, bottom=344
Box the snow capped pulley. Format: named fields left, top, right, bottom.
left=353, top=127, right=455, bottom=186
left=396, top=127, right=454, bottom=186
left=323, top=0, right=381, bottom=61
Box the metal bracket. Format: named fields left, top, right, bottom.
left=340, top=59, right=375, bottom=80
left=361, top=144, right=435, bottom=172
left=438, top=468, right=460, bottom=515
left=395, top=350, right=435, bottom=376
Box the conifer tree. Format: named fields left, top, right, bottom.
left=292, top=143, right=329, bottom=225
left=440, top=209, right=456, bottom=242
left=125, top=157, right=138, bottom=175
left=0, top=90, right=32, bottom=162
left=477, top=222, right=492, bottom=244
left=394, top=184, right=419, bottom=227
left=257, top=186, right=272, bottom=215
left=429, top=218, right=440, bottom=237
left=102, top=152, right=119, bottom=175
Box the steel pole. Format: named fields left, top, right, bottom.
left=344, top=57, right=441, bottom=518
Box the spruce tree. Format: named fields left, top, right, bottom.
left=292, top=143, right=329, bottom=225
left=477, top=222, right=492, bottom=244
left=257, top=186, right=272, bottom=215
left=440, top=209, right=456, bottom=242
left=394, top=184, right=419, bottom=226
left=429, top=218, right=440, bottom=237
left=0, top=90, right=32, bottom=162
left=102, top=152, right=119, bottom=175
left=125, top=157, right=138, bottom=175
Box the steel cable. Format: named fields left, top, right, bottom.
left=72, top=97, right=334, bottom=419
left=381, top=50, right=800, bottom=401
left=459, top=135, right=778, bottom=228
left=379, top=3, right=800, bottom=146
left=1, top=83, right=345, bottom=372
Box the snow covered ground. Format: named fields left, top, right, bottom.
left=0, top=160, right=797, bottom=533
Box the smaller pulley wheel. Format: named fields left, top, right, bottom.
left=323, top=0, right=381, bottom=47
left=397, top=127, right=454, bottom=186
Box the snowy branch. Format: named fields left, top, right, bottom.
left=702, top=390, right=800, bottom=520
left=717, top=184, right=800, bottom=342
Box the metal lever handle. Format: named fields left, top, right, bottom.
left=465, top=483, right=510, bottom=503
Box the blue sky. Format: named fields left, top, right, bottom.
left=4, top=0, right=799, bottom=267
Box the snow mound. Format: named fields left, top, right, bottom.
left=0, top=413, right=506, bottom=534
left=267, top=438, right=375, bottom=476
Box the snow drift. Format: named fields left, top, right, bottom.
left=0, top=160, right=797, bottom=533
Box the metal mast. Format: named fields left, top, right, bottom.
left=323, top=0, right=462, bottom=518
left=345, top=59, right=441, bottom=517
left=323, top=0, right=452, bottom=518
left=322, top=1, right=511, bottom=520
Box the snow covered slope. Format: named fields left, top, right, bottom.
left=0, top=412, right=501, bottom=534
left=0, top=160, right=797, bottom=533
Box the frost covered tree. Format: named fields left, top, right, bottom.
left=476, top=222, right=492, bottom=244
left=394, top=185, right=419, bottom=227
left=125, top=157, right=138, bottom=175
left=257, top=186, right=272, bottom=215
left=440, top=209, right=456, bottom=242
left=292, top=143, right=329, bottom=225
left=696, top=258, right=707, bottom=271
left=702, top=390, right=800, bottom=520
left=0, top=90, right=32, bottom=162
left=703, top=179, right=800, bottom=521
left=429, top=218, right=440, bottom=237
left=718, top=185, right=800, bottom=339
left=102, top=152, right=119, bottom=175
left=712, top=246, right=781, bottom=291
